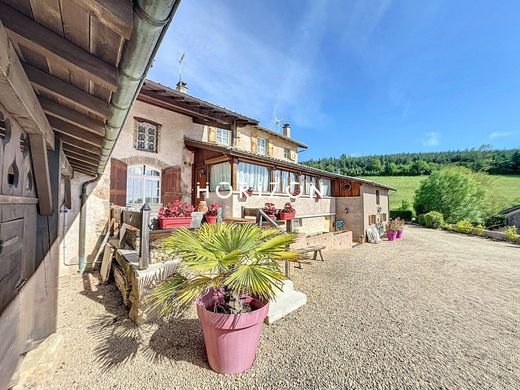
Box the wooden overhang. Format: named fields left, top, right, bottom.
left=184, top=137, right=397, bottom=191
left=0, top=0, right=133, bottom=177
left=139, top=80, right=260, bottom=130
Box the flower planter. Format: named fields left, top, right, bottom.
left=396, top=229, right=404, bottom=239
left=206, top=215, right=218, bottom=224
left=196, top=290, right=269, bottom=374
left=159, top=216, right=192, bottom=229
left=279, top=211, right=295, bottom=220
left=387, top=230, right=398, bottom=241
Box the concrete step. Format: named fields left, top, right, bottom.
left=265, top=289, right=307, bottom=324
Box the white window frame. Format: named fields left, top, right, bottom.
left=257, top=137, right=266, bottom=155
left=216, top=128, right=231, bottom=146
left=126, top=164, right=161, bottom=207
left=284, top=148, right=290, bottom=159
left=135, top=120, right=159, bottom=152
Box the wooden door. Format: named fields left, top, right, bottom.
left=161, top=166, right=181, bottom=206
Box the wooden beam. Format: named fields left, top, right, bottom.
left=62, top=144, right=100, bottom=160
left=69, top=0, right=133, bottom=39
left=48, top=116, right=104, bottom=147
left=60, top=134, right=102, bottom=154
left=29, top=134, right=52, bottom=215
left=0, top=3, right=118, bottom=91
left=70, top=163, right=97, bottom=176
left=39, top=96, right=105, bottom=134
left=67, top=156, right=99, bottom=169
left=63, top=149, right=100, bottom=165
left=60, top=145, right=74, bottom=178
left=23, top=62, right=111, bottom=118
left=0, top=20, right=54, bottom=148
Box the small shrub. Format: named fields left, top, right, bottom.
left=390, top=210, right=413, bottom=221
left=456, top=220, right=473, bottom=234
left=504, top=226, right=519, bottom=243
left=423, top=211, right=444, bottom=229
left=444, top=224, right=454, bottom=231
left=484, top=214, right=507, bottom=229
left=472, top=224, right=485, bottom=236
left=417, top=214, right=426, bottom=226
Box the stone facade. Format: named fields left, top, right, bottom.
left=236, top=125, right=299, bottom=162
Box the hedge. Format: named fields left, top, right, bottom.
left=389, top=210, right=413, bottom=221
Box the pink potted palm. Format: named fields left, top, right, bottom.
left=386, top=219, right=400, bottom=241
left=205, top=203, right=220, bottom=224
left=395, top=217, right=405, bottom=239
left=279, top=202, right=296, bottom=220
left=158, top=200, right=195, bottom=229
left=150, top=223, right=301, bottom=374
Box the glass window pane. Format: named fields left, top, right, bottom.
left=210, top=162, right=231, bottom=191
left=237, top=162, right=268, bottom=191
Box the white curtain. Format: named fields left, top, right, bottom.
left=210, top=162, right=231, bottom=191
left=280, top=171, right=296, bottom=193
left=238, top=162, right=269, bottom=191
left=319, top=178, right=331, bottom=196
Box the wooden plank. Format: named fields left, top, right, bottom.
left=0, top=195, right=39, bottom=205
left=62, top=143, right=100, bottom=159
left=70, top=164, right=97, bottom=176
left=22, top=62, right=111, bottom=118
left=70, top=0, right=133, bottom=39
left=0, top=218, right=24, bottom=313
left=0, top=3, right=118, bottom=91
left=63, top=149, right=99, bottom=165
left=67, top=155, right=99, bottom=169
left=28, top=134, right=52, bottom=215
left=63, top=175, right=72, bottom=209
left=48, top=116, right=105, bottom=145
left=61, top=135, right=102, bottom=154
left=60, top=143, right=73, bottom=177
left=100, top=243, right=114, bottom=283
left=0, top=21, right=54, bottom=148
left=39, top=96, right=105, bottom=134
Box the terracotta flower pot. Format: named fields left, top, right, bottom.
left=196, top=290, right=269, bottom=374
left=387, top=230, right=398, bottom=241
left=396, top=229, right=404, bottom=239
left=158, top=216, right=192, bottom=229
left=206, top=214, right=218, bottom=224
left=279, top=211, right=295, bottom=220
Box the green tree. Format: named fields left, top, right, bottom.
left=413, top=167, right=500, bottom=224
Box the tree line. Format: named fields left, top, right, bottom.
left=302, top=146, right=520, bottom=176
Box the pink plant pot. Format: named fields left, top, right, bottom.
left=396, top=229, right=404, bottom=239
left=387, top=230, right=398, bottom=241
left=196, top=290, right=269, bottom=374
left=279, top=212, right=295, bottom=220
left=205, top=215, right=218, bottom=224
left=158, top=216, right=192, bottom=229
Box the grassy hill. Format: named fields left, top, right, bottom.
left=363, top=175, right=520, bottom=211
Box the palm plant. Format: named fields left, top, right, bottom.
left=150, top=223, right=301, bottom=316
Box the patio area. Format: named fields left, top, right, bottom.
left=50, top=226, right=519, bottom=389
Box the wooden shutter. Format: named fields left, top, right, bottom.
left=162, top=166, right=181, bottom=206
left=208, top=127, right=216, bottom=143
left=267, top=140, right=274, bottom=157
left=251, top=137, right=257, bottom=153
left=289, top=150, right=296, bottom=161
left=110, top=158, right=127, bottom=206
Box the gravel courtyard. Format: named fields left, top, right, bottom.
left=51, top=226, right=519, bottom=389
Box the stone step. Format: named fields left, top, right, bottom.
left=265, top=289, right=307, bottom=324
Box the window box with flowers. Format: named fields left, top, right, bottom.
left=279, top=202, right=296, bottom=220
left=159, top=200, right=195, bottom=229
left=262, top=202, right=277, bottom=221
left=205, top=203, right=220, bottom=224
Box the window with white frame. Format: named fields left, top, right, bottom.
left=238, top=162, right=269, bottom=191
left=284, top=148, right=290, bottom=159
left=210, top=162, right=231, bottom=191
left=135, top=120, right=158, bottom=152
left=126, top=165, right=161, bottom=206
left=319, top=178, right=331, bottom=196
left=257, top=137, right=266, bottom=155
left=216, top=128, right=231, bottom=146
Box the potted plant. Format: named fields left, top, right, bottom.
left=205, top=203, right=220, bottom=224
left=150, top=223, right=301, bottom=374
left=279, top=202, right=296, bottom=220
left=262, top=202, right=277, bottom=221
left=386, top=219, right=400, bottom=241
left=395, top=217, right=405, bottom=239
left=314, top=192, right=322, bottom=201
left=243, top=187, right=253, bottom=197
left=158, top=200, right=195, bottom=229
left=291, top=188, right=300, bottom=197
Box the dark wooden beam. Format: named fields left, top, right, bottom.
left=67, top=155, right=99, bottom=169
left=192, top=117, right=231, bottom=130
left=48, top=117, right=104, bottom=146
left=23, top=62, right=111, bottom=118
left=63, top=148, right=100, bottom=165
left=60, top=134, right=102, bottom=154
left=70, top=163, right=97, bottom=176
left=63, top=143, right=100, bottom=160
left=69, top=0, right=133, bottom=39
left=0, top=3, right=118, bottom=91
left=29, top=134, right=52, bottom=215
left=39, top=96, right=105, bottom=134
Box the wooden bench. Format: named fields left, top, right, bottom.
left=294, top=245, right=326, bottom=268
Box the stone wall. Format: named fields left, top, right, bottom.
left=237, top=125, right=299, bottom=162
left=336, top=196, right=364, bottom=240
left=363, top=184, right=390, bottom=231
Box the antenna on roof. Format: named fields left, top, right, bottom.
left=272, top=110, right=285, bottom=131
left=178, top=52, right=185, bottom=83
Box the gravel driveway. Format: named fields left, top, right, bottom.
left=51, top=226, right=519, bottom=389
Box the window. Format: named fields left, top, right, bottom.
left=381, top=213, right=387, bottom=222
left=368, top=215, right=376, bottom=225
left=210, top=162, right=231, bottom=191
left=135, top=120, right=158, bottom=152
left=273, top=170, right=297, bottom=193
left=319, top=178, right=331, bottom=196
left=376, top=190, right=380, bottom=205
left=257, top=137, right=266, bottom=155
left=238, top=162, right=269, bottom=191
left=284, top=148, right=290, bottom=159
left=216, top=128, right=231, bottom=146
left=303, top=175, right=317, bottom=195
left=126, top=165, right=161, bottom=206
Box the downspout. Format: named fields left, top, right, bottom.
left=78, top=175, right=98, bottom=273
left=78, top=0, right=180, bottom=272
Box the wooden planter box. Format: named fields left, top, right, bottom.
left=279, top=212, right=295, bottom=220
left=159, top=216, right=192, bottom=229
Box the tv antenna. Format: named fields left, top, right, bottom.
left=178, top=52, right=185, bottom=83
left=272, top=111, right=285, bottom=131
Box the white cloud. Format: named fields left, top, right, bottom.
left=489, top=131, right=515, bottom=139
left=422, top=131, right=440, bottom=146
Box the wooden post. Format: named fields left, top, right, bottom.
left=138, top=203, right=151, bottom=270
left=285, top=219, right=293, bottom=278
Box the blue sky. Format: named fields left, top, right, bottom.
left=148, top=0, right=520, bottom=160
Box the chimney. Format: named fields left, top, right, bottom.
left=176, top=81, right=188, bottom=94
left=282, top=123, right=291, bottom=138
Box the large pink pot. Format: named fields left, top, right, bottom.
left=196, top=289, right=269, bottom=374
left=387, top=230, right=398, bottom=241
left=396, top=229, right=404, bottom=239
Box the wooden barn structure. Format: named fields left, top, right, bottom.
left=0, top=0, right=180, bottom=387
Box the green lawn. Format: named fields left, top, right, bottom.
left=363, top=175, right=520, bottom=211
